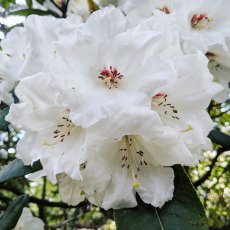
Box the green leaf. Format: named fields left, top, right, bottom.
left=35, top=0, right=46, bottom=4
left=0, top=159, right=43, bottom=184
left=0, top=194, right=29, bottom=230
left=208, top=129, right=230, bottom=148
left=87, top=0, right=100, bottom=13
left=114, top=165, right=208, bottom=230
left=9, top=8, right=61, bottom=17
left=1, top=0, right=15, bottom=9
left=0, top=106, right=9, bottom=130
left=25, top=0, right=33, bottom=8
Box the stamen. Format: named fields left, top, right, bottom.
left=159, top=6, right=170, bottom=14
left=181, top=125, right=193, bottom=132
left=43, top=108, right=77, bottom=146
left=152, top=92, right=180, bottom=120
left=191, top=13, right=211, bottom=30
left=98, top=66, right=124, bottom=89
left=119, top=135, right=150, bottom=188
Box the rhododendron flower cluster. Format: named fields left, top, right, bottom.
left=1, top=0, right=229, bottom=209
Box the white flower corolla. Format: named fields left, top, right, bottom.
left=54, top=7, right=175, bottom=128
left=152, top=52, right=223, bottom=160
left=57, top=172, right=109, bottom=207
left=6, top=73, right=85, bottom=182
left=0, top=15, right=80, bottom=105
left=175, top=0, right=230, bottom=53
left=122, top=0, right=174, bottom=24
left=123, top=0, right=230, bottom=53
left=0, top=27, right=30, bottom=104
left=15, top=207, right=44, bottom=230
left=74, top=109, right=184, bottom=209
left=205, top=42, right=230, bottom=102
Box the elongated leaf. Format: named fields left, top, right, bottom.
left=208, top=129, right=230, bottom=148
left=0, top=195, right=29, bottom=230
left=0, top=106, right=9, bottom=130
left=9, top=8, right=61, bottom=17
left=0, top=159, right=43, bottom=184
left=114, top=165, right=208, bottom=230
left=35, top=0, right=46, bottom=4
left=26, top=0, right=33, bottom=8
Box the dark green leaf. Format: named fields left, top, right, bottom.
left=0, top=159, right=43, bottom=184
left=1, top=0, right=15, bottom=9
left=35, top=0, right=46, bottom=4
left=26, top=0, right=33, bottom=8
left=9, top=8, right=61, bottom=17
left=87, top=0, right=100, bottom=13
left=208, top=129, right=230, bottom=148
left=114, top=165, right=208, bottom=230
left=0, top=106, right=9, bottom=130
left=0, top=194, right=29, bottom=230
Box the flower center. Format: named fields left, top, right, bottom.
left=206, top=52, right=222, bottom=71
left=191, top=13, right=211, bottom=30
left=98, top=66, right=124, bottom=89
left=119, top=135, right=148, bottom=188
left=42, top=108, right=77, bottom=146
left=152, top=92, right=180, bottom=120
left=159, top=6, right=170, bottom=14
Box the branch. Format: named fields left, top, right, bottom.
left=0, top=183, right=86, bottom=208
left=211, top=108, right=230, bottom=119
left=193, top=147, right=227, bottom=188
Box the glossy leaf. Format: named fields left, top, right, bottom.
left=35, top=0, right=46, bottom=4
left=0, top=106, right=9, bottom=130
left=0, top=194, right=29, bottom=230
left=26, top=0, right=33, bottom=8
left=9, top=8, right=61, bottom=17
left=0, top=159, right=43, bottom=184
left=114, top=165, right=208, bottom=230
left=208, top=129, right=230, bottom=148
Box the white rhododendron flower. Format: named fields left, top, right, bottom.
left=0, top=15, right=80, bottom=105
left=55, top=7, right=176, bottom=128
left=123, top=0, right=173, bottom=23
left=6, top=73, right=85, bottom=183
left=205, top=41, right=230, bottom=102
left=2, top=1, right=228, bottom=210
left=0, top=27, right=30, bottom=104
left=15, top=207, right=44, bottom=230
left=175, top=0, right=230, bottom=53
left=122, top=0, right=230, bottom=100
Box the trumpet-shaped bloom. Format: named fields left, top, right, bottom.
left=0, top=15, right=80, bottom=104
left=122, top=0, right=174, bottom=24
left=6, top=73, right=85, bottom=182
left=175, top=0, right=230, bottom=53
left=54, top=7, right=176, bottom=128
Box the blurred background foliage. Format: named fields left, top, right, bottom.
left=0, top=0, right=229, bottom=229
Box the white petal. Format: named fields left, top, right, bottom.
left=137, top=165, right=174, bottom=207
left=58, top=174, right=85, bottom=206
